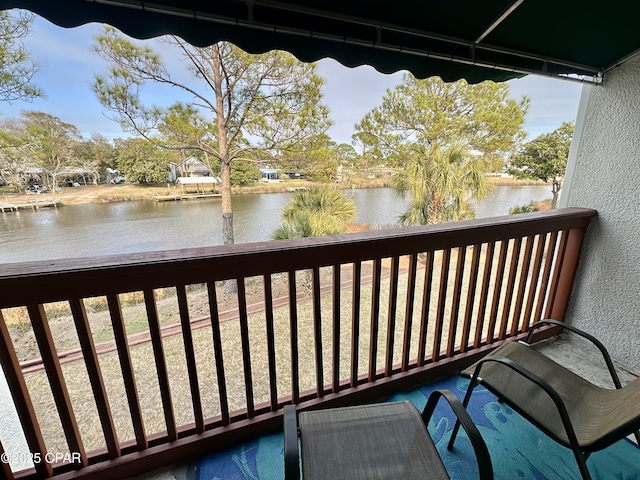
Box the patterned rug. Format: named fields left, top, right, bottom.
left=195, top=376, right=640, bottom=480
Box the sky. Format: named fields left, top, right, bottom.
left=0, top=14, right=584, bottom=146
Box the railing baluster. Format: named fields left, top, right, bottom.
left=332, top=265, right=341, bottom=393
left=385, top=256, right=400, bottom=376
left=236, top=278, right=255, bottom=417
left=350, top=262, right=362, bottom=387
left=417, top=252, right=434, bottom=366
left=206, top=282, right=229, bottom=425
left=486, top=240, right=509, bottom=344
left=69, top=298, right=120, bottom=458
left=27, top=304, right=88, bottom=466
left=522, top=233, right=548, bottom=331
left=510, top=236, right=535, bottom=337
left=432, top=249, right=451, bottom=361
left=108, top=293, right=147, bottom=449
left=461, top=244, right=481, bottom=353
left=498, top=237, right=522, bottom=340
left=544, top=230, right=572, bottom=320
left=288, top=272, right=300, bottom=403
left=368, top=259, right=382, bottom=381
left=143, top=289, right=177, bottom=441
left=401, top=253, right=418, bottom=371
left=0, top=311, right=52, bottom=478
left=535, top=231, right=559, bottom=322
left=474, top=242, right=495, bottom=348
left=263, top=275, right=278, bottom=410
left=446, top=247, right=466, bottom=357
left=544, top=230, right=569, bottom=318
left=175, top=285, right=204, bottom=433
left=312, top=267, right=324, bottom=397
left=0, top=208, right=597, bottom=480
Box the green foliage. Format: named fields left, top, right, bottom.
left=21, top=111, right=82, bottom=190
left=271, top=186, right=357, bottom=239
left=93, top=28, right=332, bottom=248
left=0, top=125, right=31, bottom=191
left=92, top=29, right=332, bottom=162
left=354, top=75, right=525, bottom=224
left=229, top=160, right=261, bottom=186
left=280, top=136, right=362, bottom=182
left=0, top=10, right=42, bottom=102
left=0, top=111, right=87, bottom=190
left=351, top=131, right=386, bottom=176
left=509, top=204, right=539, bottom=214
left=392, top=144, right=491, bottom=225
left=355, top=75, right=528, bottom=158
left=482, top=153, right=507, bottom=173
left=74, top=134, right=116, bottom=177
left=508, top=121, right=574, bottom=208
left=304, top=135, right=339, bottom=182
left=208, top=157, right=261, bottom=186
left=22, top=111, right=81, bottom=164
left=114, top=137, right=176, bottom=183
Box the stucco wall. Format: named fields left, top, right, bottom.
left=565, top=55, right=640, bottom=371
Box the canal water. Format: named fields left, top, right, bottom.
left=0, top=185, right=552, bottom=264
left=0, top=184, right=551, bottom=470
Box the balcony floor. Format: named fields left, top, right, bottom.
left=130, top=332, right=640, bottom=480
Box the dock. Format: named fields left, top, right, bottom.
left=1, top=199, right=60, bottom=212
left=154, top=193, right=221, bottom=202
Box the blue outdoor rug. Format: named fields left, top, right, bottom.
left=195, top=376, right=640, bottom=480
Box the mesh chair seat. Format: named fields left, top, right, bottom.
left=462, top=341, right=640, bottom=451
left=451, top=319, right=640, bottom=480
left=284, top=390, right=493, bottom=480
left=298, top=401, right=449, bottom=480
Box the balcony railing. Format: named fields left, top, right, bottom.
left=0, top=207, right=596, bottom=480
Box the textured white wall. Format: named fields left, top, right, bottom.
left=565, top=55, right=640, bottom=371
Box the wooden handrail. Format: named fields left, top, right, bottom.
left=0, top=208, right=596, bottom=480
left=0, top=208, right=595, bottom=308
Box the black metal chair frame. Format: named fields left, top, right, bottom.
left=284, top=389, right=493, bottom=480
left=449, top=319, right=640, bottom=480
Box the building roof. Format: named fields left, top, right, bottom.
left=176, top=176, right=220, bottom=185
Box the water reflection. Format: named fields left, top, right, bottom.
left=0, top=186, right=552, bottom=263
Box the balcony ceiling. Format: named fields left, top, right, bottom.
left=4, top=1, right=640, bottom=84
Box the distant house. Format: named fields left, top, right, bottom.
left=168, top=157, right=212, bottom=182
left=176, top=176, right=221, bottom=194
left=281, top=169, right=305, bottom=180
left=57, top=167, right=100, bottom=186
left=259, top=168, right=279, bottom=181
left=23, top=167, right=45, bottom=183
left=336, top=164, right=351, bottom=182
left=360, top=166, right=395, bottom=179
left=254, top=162, right=281, bottom=182
left=374, top=166, right=395, bottom=178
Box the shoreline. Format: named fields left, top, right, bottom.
left=1, top=176, right=546, bottom=207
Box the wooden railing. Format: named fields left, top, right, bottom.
left=0, top=207, right=596, bottom=480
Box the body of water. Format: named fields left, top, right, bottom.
left=0, top=185, right=552, bottom=264
left=0, top=184, right=552, bottom=469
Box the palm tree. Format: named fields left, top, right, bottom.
left=392, top=145, right=490, bottom=226
left=509, top=204, right=539, bottom=214
left=271, top=185, right=357, bottom=239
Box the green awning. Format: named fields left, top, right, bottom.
left=4, top=0, right=640, bottom=84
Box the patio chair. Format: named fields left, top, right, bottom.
left=449, top=319, right=640, bottom=480
left=283, top=389, right=493, bottom=480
